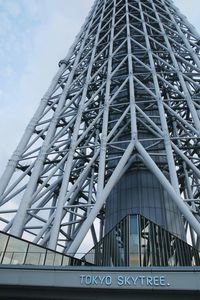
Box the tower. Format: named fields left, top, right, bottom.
left=0, top=0, right=200, bottom=269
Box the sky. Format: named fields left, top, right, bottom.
left=0, top=0, right=200, bottom=178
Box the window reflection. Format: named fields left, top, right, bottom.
left=62, top=256, right=70, bottom=266
left=2, top=236, right=28, bottom=265
left=0, top=216, right=200, bottom=268
left=129, top=216, right=139, bottom=266
left=0, top=233, right=8, bottom=263
left=54, top=253, right=63, bottom=266
left=84, top=214, right=200, bottom=267
left=25, top=244, right=46, bottom=265
left=0, top=231, right=90, bottom=267
left=139, top=215, right=200, bottom=268
left=45, top=250, right=55, bottom=266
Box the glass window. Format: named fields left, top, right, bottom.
left=2, top=236, right=28, bottom=265
left=62, top=255, right=70, bottom=266
left=129, top=215, right=139, bottom=266
left=141, top=217, right=151, bottom=266
left=162, top=230, right=169, bottom=266
left=84, top=248, right=95, bottom=265
left=157, top=227, right=164, bottom=266
left=95, top=243, right=101, bottom=266
left=25, top=244, right=46, bottom=265
left=104, top=234, right=111, bottom=266
left=53, top=253, right=63, bottom=266
left=193, top=249, right=200, bottom=266
left=45, top=250, right=55, bottom=266
left=140, top=216, right=147, bottom=266
left=0, top=233, right=8, bottom=263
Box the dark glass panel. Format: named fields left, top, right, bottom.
left=83, top=214, right=200, bottom=267
left=84, top=248, right=95, bottom=265
left=162, top=230, right=170, bottom=266
left=129, top=215, right=139, bottom=266
left=140, top=215, right=147, bottom=266
left=193, top=249, right=200, bottom=266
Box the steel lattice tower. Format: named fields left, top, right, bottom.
left=0, top=0, right=200, bottom=260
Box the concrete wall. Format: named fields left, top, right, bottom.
left=0, top=266, right=200, bottom=299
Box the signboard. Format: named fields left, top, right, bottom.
left=80, top=274, right=170, bottom=288
left=0, top=266, right=200, bottom=292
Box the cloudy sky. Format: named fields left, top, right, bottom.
left=0, top=0, right=200, bottom=177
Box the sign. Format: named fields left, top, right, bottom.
left=1, top=266, right=200, bottom=292
left=80, top=273, right=171, bottom=288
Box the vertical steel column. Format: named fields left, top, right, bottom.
left=139, top=1, right=180, bottom=193
left=67, top=141, right=135, bottom=255
left=96, top=0, right=116, bottom=198
left=48, top=0, right=107, bottom=249
left=150, top=0, right=200, bottom=134
left=136, top=141, right=200, bottom=237
left=10, top=2, right=100, bottom=237
left=125, top=0, right=137, bottom=141
left=0, top=0, right=99, bottom=198
left=0, top=0, right=200, bottom=255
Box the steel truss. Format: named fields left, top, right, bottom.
left=0, top=0, right=200, bottom=255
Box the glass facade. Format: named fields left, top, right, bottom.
left=139, top=216, right=200, bottom=267
left=1, top=217, right=200, bottom=268
left=0, top=231, right=91, bottom=267
left=84, top=217, right=129, bottom=266
left=129, top=216, right=140, bottom=266
left=84, top=215, right=200, bottom=267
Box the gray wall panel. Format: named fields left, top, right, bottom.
left=105, top=169, right=185, bottom=240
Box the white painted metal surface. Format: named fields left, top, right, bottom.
left=0, top=0, right=199, bottom=255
